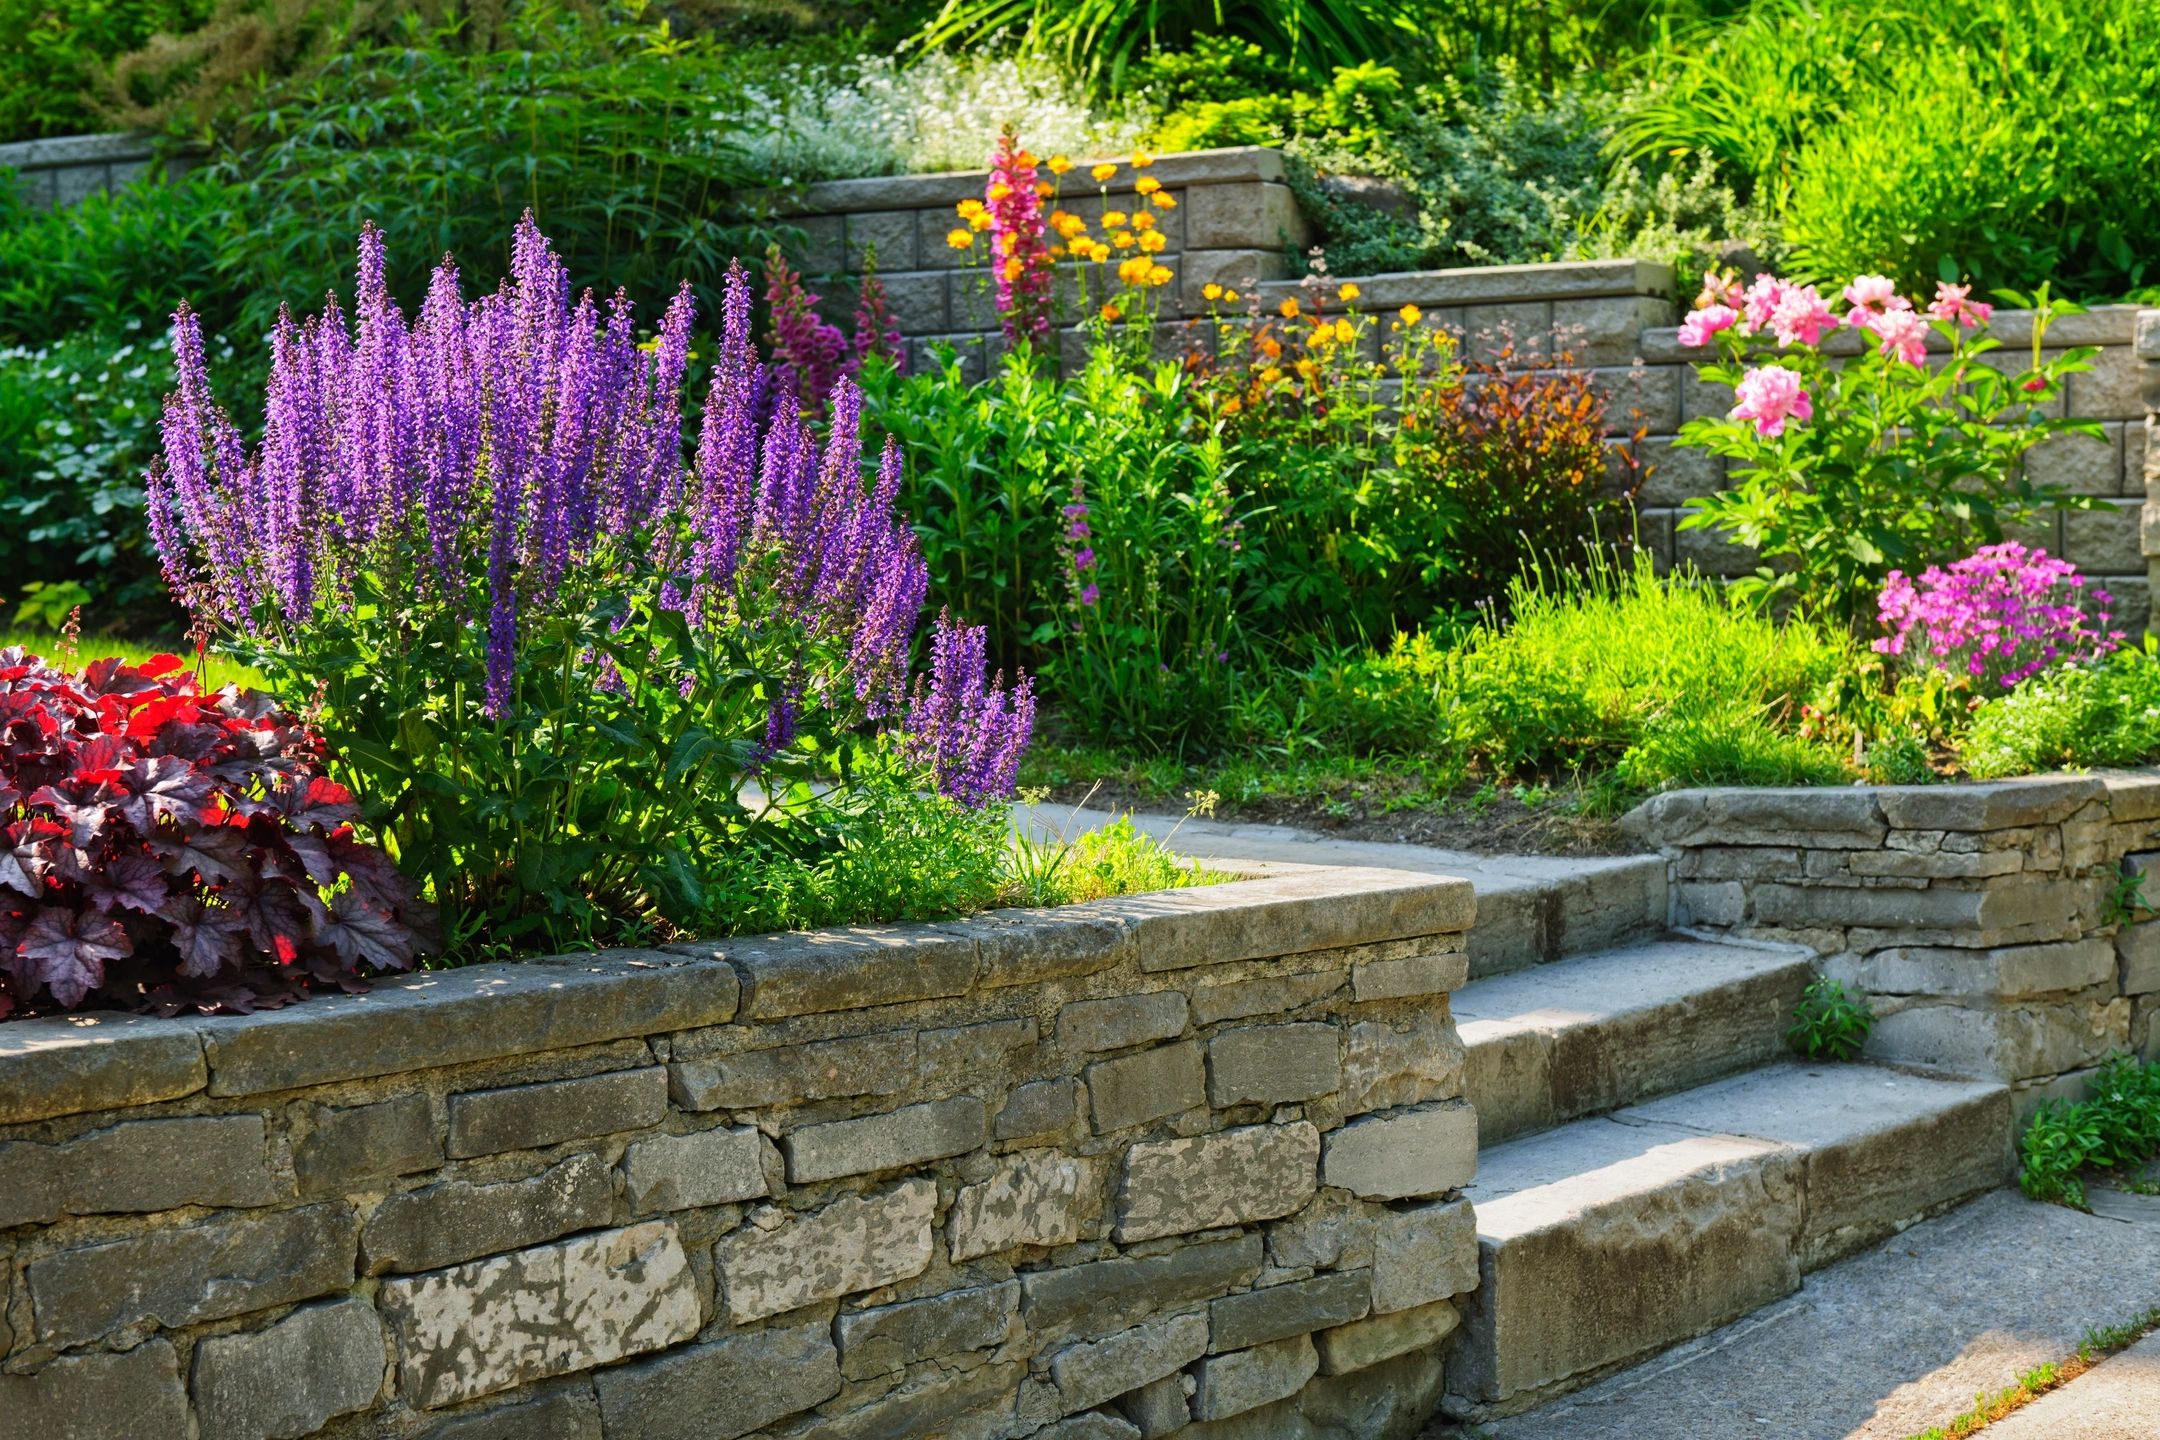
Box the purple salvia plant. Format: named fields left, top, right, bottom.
left=900, top=613, right=1037, bottom=807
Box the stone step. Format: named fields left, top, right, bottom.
left=1446, top=1062, right=2013, bottom=1419
left=1014, top=805, right=1668, bottom=978
left=1454, top=937, right=1816, bottom=1145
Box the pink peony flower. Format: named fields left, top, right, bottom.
left=1842, top=274, right=1909, bottom=321
left=1740, top=274, right=1787, bottom=333
left=1865, top=307, right=1932, bottom=366
left=1678, top=303, right=1738, bottom=348
left=1730, top=364, right=1813, bottom=437
left=1769, top=283, right=1838, bottom=347
left=1928, top=281, right=1993, bottom=329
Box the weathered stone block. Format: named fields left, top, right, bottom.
left=1749, top=879, right=2076, bottom=931
left=1126, top=870, right=1473, bottom=973
left=815, top=1360, right=1028, bottom=1440
left=2120, top=921, right=2160, bottom=996
left=1210, top=1270, right=1371, bottom=1352
left=951, top=1148, right=1094, bottom=1260
left=1869, top=997, right=2130, bottom=1081
left=0, top=1113, right=277, bottom=1228
left=1087, top=1041, right=1206, bottom=1133
left=592, top=1322, right=841, bottom=1440
left=920, top=1017, right=1037, bottom=1086
left=1117, top=1120, right=1320, bottom=1241
left=297, top=1092, right=440, bottom=1194
left=28, top=1202, right=358, bottom=1347
left=836, top=1280, right=1019, bottom=1378
left=714, top=1178, right=936, bottom=1323
left=1053, top=1311, right=1211, bottom=1415
left=1059, top=992, right=1189, bottom=1053
left=1022, top=1233, right=1263, bottom=1342
left=379, top=1220, right=699, bottom=1410
left=1321, top=1104, right=1478, bottom=1200
left=621, top=1126, right=769, bottom=1213
left=190, top=1298, right=384, bottom=1440
left=1206, top=1024, right=1341, bottom=1107
left=1551, top=294, right=1671, bottom=366
left=668, top=1031, right=914, bottom=1110
left=1624, top=788, right=1887, bottom=850
left=1342, top=1015, right=1466, bottom=1115
left=783, top=1096, right=986, bottom=1182
left=1036, top=1414, right=1143, bottom=1440
left=0, top=1339, right=187, bottom=1439
left=1116, top=1374, right=1191, bottom=1437
left=0, top=1012, right=206, bottom=1126
left=423, top=1391, right=603, bottom=1440
left=996, top=1077, right=1081, bottom=1139
left=1192, top=1334, right=1320, bottom=1421
left=845, top=210, right=918, bottom=271
left=1314, top=1298, right=1461, bottom=1376
left=364, top=1152, right=613, bottom=1274
left=1190, top=970, right=1343, bottom=1025
left=724, top=926, right=977, bottom=1019
left=966, top=906, right=1131, bottom=988
left=1370, top=1199, right=1479, bottom=1313
left=1877, top=776, right=2106, bottom=832
left=1267, top=1202, right=1376, bottom=1272
left=1860, top=938, right=2117, bottom=1000
left=1351, top=949, right=1468, bottom=1002
left=447, top=1066, right=668, bottom=1157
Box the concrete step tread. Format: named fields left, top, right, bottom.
left=1455, top=938, right=1816, bottom=1145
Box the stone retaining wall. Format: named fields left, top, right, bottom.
left=1625, top=773, right=2160, bottom=1115
left=0, top=130, right=191, bottom=208
left=0, top=865, right=1480, bottom=1440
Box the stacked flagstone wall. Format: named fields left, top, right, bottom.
left=0, top=865, right=1480, bottom=1440
left=1626, top=773, right=2160, bottom=1117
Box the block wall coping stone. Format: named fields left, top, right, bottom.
left=0, top=866, right=1472, bottom=1126
left=778, top=144, right=1287, bottom=216
left=1640, top=304, right=2144, bottom=363
left=0, top=130, right=160, bottom=170
left=1623, top=772, right=2158, bottom=849
left=1255, top=258, right=1677, bottom=308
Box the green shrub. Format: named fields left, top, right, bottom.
left=1786, top=977, right=1874, bottom=1061
left=1963, top=647, right=2160, bottom=779
left=0, top=0, right=218, bottom=141
left=2020, top=1053, right=2160, bottom=1208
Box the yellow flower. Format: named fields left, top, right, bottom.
left=1259, top=366, right=1283, bottom=383
left=970, top=210, right=993, bottom=231
left=945, top=228, right=974, bottom=250
left=1295, top=359, right=1319, bottom=382
left=987, top=182, right=1012, bottom=201
left=1134, top=175, right=1163, bottom=196
left=1049, top=155, right=1074, bottom=175
left=1130, top=149, right=1156, bottom=168
left=1102, top=210, right=1129, bottom=228
left=999, top=231, right=1018, bottom=255
left=1091, top=162, right=1118, bottom=182
left=1259, top=336, right=1283, bottom=359
left=1224, top=289, right=1239, bottom=302
left=1002, top=256, right=1024, bottom=281
left=1118, top=256, right=1150, bottom=285
left=1279, top=298, right=1300, bottom=319
left=1202, top=282, right=1223, bottom=301
left=1113, top=231, right=1136, bottom=249
left=1130, top=210, right=1156, bottom=232
left=956, top=198, right=984, bottom=218
left=1089, top=242, right=1112, bottom=263
left=1146, top=264, right=1172, bottom=286
left=1139, top=231, right=1167, bottom=253
left=1334, top=318, right=1354, bottom=343
left=1016, top=149, right=1038, bottom=167
left=1338, top=282, right=1361, bottom=302
left=1399, top=303, right=1422, bottom=325
left=1150, top=192, right=1177, bottom=210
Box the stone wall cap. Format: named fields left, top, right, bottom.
left=1624, top=772, right=2155, bottom=847
left=0, top=1011, right=208, bottom=1126
left=1643, top=304, right=2142, bottom=362
left=1258, top=259, right=1676, bottom=309
left=2135, top=309, right=2160, bottom=360
left=779, top=146, right=1287, bottom=216
left=0, top=129, right=161, bottom=169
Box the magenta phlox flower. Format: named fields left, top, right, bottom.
left=1730, top=365, right=1813, bottom=437
left=1873, top=542, right=2121, bottom=689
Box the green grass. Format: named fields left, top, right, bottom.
left=0, top=630, right=266, bottom=691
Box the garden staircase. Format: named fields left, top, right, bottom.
left=1093, top=810, right=2023, bottom=1431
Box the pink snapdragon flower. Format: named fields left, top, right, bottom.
left=1928, top=281, right=1993, bottom=329
left=1842, top=274, right=1909, bottom=324
left=1769, top=283, right=1839, bottom=347
left=1865, top=307, right=1932, bottom=366
left=1678, top=303, right=1738, bottom=348
left=1730, top=365, right=1813, bottom=437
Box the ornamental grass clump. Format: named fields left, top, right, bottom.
left=1875, top=542, right=2121, bottom=691
left=147, top=217, right=1031, bottom=961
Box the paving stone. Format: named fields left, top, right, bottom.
left=447, top=1066, right=668, bottom=1157
left=1878, top=776, right=2105, bottom=832
left=1087, top=1041, right=1206, bottom=1133
left=0, top=1339, right=188, bottom=1440
left=667, top=1031, right=915, bottom=1110
left=198, top=950, right=734, bottom=1095
left=1314, top=1297, right=1461, bottom=1375
left=950, top=1148, right=1094, bottom=1259
left=190, top=1298, right=385, bottom=1440
left=1053, top=1311, right=1211, bottom=1415
left=297, top=1092, right=440, bottom=1194
left=1193, top=1334, right=1320, bottom=1421
left=1370, top=1198, right=1478, bottom=1313
left=0, top=1011, right=206, bottom=1126
left=1125, top=869, right=1474, bottom=974
left=379, top=1219, right=699, bottom=1410
left=1060, top=992, right=1189, bottom=1053
left=1116, top=1374, right=1192, bottom=1437
left=363, top=1152, right=614, bottom=1274
left=1205, top=1024, right=1341, bottom=1106
left=621, top=1126, right=769, bottom=1213
left=1210, top=1270, right=1372, bottom=1352
left=28, top=1202, right=359, bottom=1347
left=0, top=1113, right=278, bottom=1227
left=966, top=906, right=1132, bottom=988
left=783, top=1096, right=986, bottom=1182
left=713, top=1178, right=936, bottom=1323
left=720, top=926, right=977, bottom=1019
left=1624, top=788, right=1888, bottom=850
left=591, top=1322, right=841, bottom=1440
left=835, top=1279, right=1020, bottom=1378
left=1189, top=970, right=1344, bottom=1025
left=1352, top=949, right=1469, bottom=1002
left=1023, top=1233, right=1264, bottom=1342
left=1117, top=1120, right=1320, bottom=1241
left=1342, top=1015, right=1466, bottom=1115
left=996, top=1077, right=1081, bottom=1139
left=1321, top=1104, right=1478, bottom=1201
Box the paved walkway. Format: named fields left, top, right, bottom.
left=1448, top=1185, right=2160, bottom=1440
left=1987, top=1328, right=2160, bottom=1439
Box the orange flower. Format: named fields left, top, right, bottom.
left=1202, top=283, right=1224, bottom=301
left=1034, top=181, right=1054, bottom=198
left=1134, top=176, right=1163, bottom=196
left=1398, top=303, right=1422, bottom=325
left=987, top=182, right=1012, bottom=202
left=1295, top=359, right=1319, bottom=382
left=1259, top=335, right=1283, bottom=359
left=1259, top=365, right=1283, bottom=383
left=1088, top=242, right=1113, bottom=263
left=1002, top=256, right=1023, bottom=281
left=945, top=228, right=974, bottom=250
left=1102, top=210, right=1129, bottom=228
left=1102, top=301, right=1123, bottom=321
left=1130, top=210, right=1156, bottom=232
left=1146, top=264, right=1173, bottom=286
left=1334, top=318, right=1355, bottom=343
left=1049, top=154, right=1074, bottom=175
left=1224, top=288, right=1240, bottom=302
left=1090, top=162, right=1118, bottom=182
left=1150, top=192, right=1177, bottom=210
left=1139, top=230, right=1167, bottom=253
left=1130, top=149, right=1156, bottom=168
left=956, top=198, right=985, bottom=219
left=969, top=210, right=993, bottom=231
left=1221, top=395, right=1243, bottom=415
left=1113, top=232, right=1136, bottom=249
left=1279, top=298, right=1300, bottom=319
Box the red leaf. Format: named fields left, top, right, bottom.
left=138, top=654, right=186, bottom=679
left=224, top=875, right=324, bottom=965
left=153, top=825, right=251, bottom=885
left=78, top=657, right=161, bottom=699
left=17, top=906, right=131, bottom=1007
left=115, top=756, right=217, bottom=831
left=268, top=776, right=358, bottom=831
left=314, top=890, right=416, bottom=972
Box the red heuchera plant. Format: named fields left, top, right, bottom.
left=0, top=649, right=428, bottom=1019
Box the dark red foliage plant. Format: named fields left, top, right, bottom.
left=0, top=648, right=430, bottom=1019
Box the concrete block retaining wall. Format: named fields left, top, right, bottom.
left=1625, top=773, right=2160, bottom=1116
left=0, top=865, right=1480, bottom=1439
left=0, top=131, right=192, bottom=209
